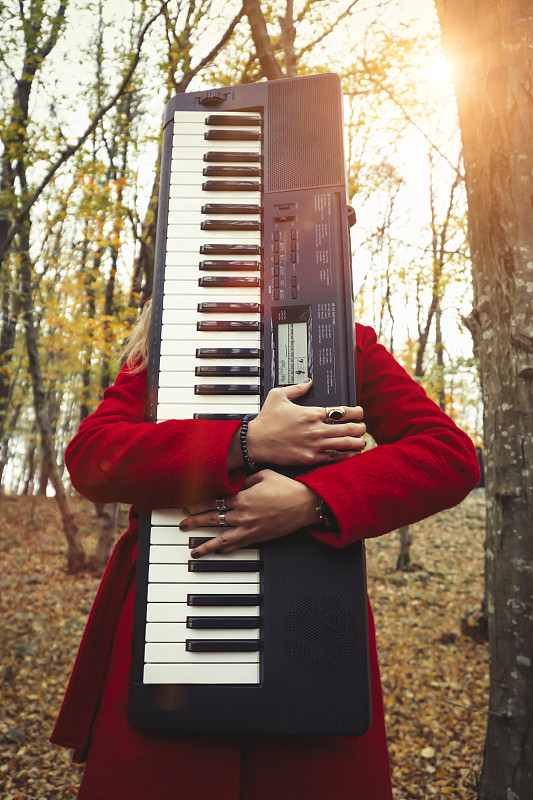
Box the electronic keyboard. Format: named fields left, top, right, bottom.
left=129, top=73, right=371, bottom=736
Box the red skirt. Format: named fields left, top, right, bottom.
left=76, top=583, right=393, bottom=799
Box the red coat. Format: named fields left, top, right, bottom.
left=51, top=324, right=479, bottom=799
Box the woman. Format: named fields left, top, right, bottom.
left=51, top=305, right=479, bottom=799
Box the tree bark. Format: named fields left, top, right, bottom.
left=439, top=2, right=533, bottom=796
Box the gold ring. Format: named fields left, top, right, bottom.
left=216, top=498, right=228, bottom=511
left=325, top=406, right=346, bottom=423
left=218, top=511, right=227, bottom=526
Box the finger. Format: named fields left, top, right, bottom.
left=316, top=449, right=357, bottom=464
left=190, top=529, right=244, bottom=559
left=281, top=378, right=313, bottom=401
left=322, top=421, right=366, bottom=438
left=324, top=405, right=364, bottom=423
left=179, top=508, right=234, bottom=532
left=325, top=435, right=366, bottom=451
left=316, top=442, right=365, bottom=463
left=186, top=496, right=233, bottom=516
left=242, top=469, right=269, bottom=489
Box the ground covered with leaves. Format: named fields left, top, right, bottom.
left=0, top=492, right=488, bottom=799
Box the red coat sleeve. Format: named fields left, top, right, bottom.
left=297, top=324, right=480, bottom=546
left=65, top=364, right=246, bottom=507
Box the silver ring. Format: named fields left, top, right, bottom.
left=216, top=498, right=228, bottom=511
left=218, top=511, right=227, bottom=526
left=325, top=406, right=346, bottom=423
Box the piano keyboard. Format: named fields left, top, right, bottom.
left=144, top=110, right=265, bottom=685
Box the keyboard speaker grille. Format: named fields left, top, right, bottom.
left=266, top=73, right=345, bottom=191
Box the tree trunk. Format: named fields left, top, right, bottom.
left=395, top=525, right=412, bottom=571
left=93, top=502, right=118, bottom=575
left=439, top=2, right=533, bottom=796
left=19, top=235, right=85, bottom=573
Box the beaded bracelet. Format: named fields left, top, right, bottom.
left=240, top=415, right=257, bottom=473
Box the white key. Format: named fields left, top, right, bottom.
left=149, top=545, right=259, bottom=563
left=147, top=583, right=260, bottom=601
left=144, top=662, right=260, bottom=684
left=161, top=309, right=261, bottom=326
left=164, top=251, right=260, bottom=268
left=168, top=185, right=261, bottom=202
left=167, top=208, right=261, bottom=223
left=161, top=322, right=260, bottom=340
left=160, top=355, right=259, bottom=373
left=159, top=374, right=260, bottom=390
left=148, top=564, right=260, bottom=583
left=145, top=643, right=259, bottom=664
left=151, top=508, right=186, bottom=525
left=158, top=387, right=259, bottom=405
left=167, top=226, right=259, bottom=243
left=146, top=623, right=259, bottom=642
left=156, top=402, right=260, bottom=421
left=168, top=195, right=261, bottom=212
left=146, top=604, right=260, bottom=622
left=159, top=337, right=259, bottom=356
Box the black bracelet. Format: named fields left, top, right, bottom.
left=240, top=415, right=257, bottom=473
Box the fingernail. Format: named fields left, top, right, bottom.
left=179, top=521, right=189, bottom=531
left=191, top=549, right=201, bottom=559
left=304, top=377, right=311, bottom=383
left=182, top=507, right=190, bottom=515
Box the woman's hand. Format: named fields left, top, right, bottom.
left=180, top=470, right=322, bottom=557
left=227, top=379, right=365, bottom=471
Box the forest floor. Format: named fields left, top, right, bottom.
left=0, top=491, right=488, bottom=800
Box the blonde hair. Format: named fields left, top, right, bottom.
left=122, top=300, right=152, bottom=373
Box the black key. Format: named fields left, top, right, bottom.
left=204, top=151, right=261, bottom=163
left=194, top=384, right=260, bottom=395
left=201, top=203, right=261, bottom=215
left=186, top=639, right=260, bottom=652
left=203, top=165, right=261, bottom=177
left=205, top=130, right=261, bottom=141
left=205, top=114, right=261, bottom=126
left=198, top=277, right=261, bottom=288
left=202, top=180, right=260, bottom=191
left=187, top=594, right=261, bottom=606
left=201, top=220, right=261, bottom=231
left=196, top=347, right=261, bottom=359
left=200, top=244, right=261, bottom=255
left=199, top=260, right=260, bottom=270
left=195, top=365, right=260, bottom=377
left=198, top=302, right=261, bottom=313
left=188, top=537, right=215, bottom=548
left=187, top=616, right=260, bottom=629
left=189, top=560, right=261, bottom=572
left=197, top=320, right=261, bottom=332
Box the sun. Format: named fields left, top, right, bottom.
left=424, top=54, right=453, bottom=85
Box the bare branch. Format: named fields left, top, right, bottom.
left=180, top=4, right=245, bottom=88
left=296, top=0, right=359, bottom=60
left=0, top=1, right=168, bottom=263
left=355, top=56, right=464, bottom=181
